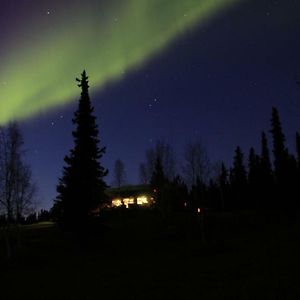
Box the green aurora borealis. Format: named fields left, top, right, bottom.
left=0, top=0, right=239, bottom=124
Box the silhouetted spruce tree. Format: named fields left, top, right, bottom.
left=287, top=154, right=299, bottom=208
left=248, top=147, right=260, bottom=208
left=259, top=132, right=274, bottom=208
left=219, top=163, right=229, bottom=210
left=230, top=146, right=247, bottom=209
left=295, top=132, right=300, bottom=201
left=270, top=107, right=290, bottom=207
left=207, top=179, right=220, bottom=209
left=56, top=71, right=108, bottom=229
left=168, top=176, right=188, bottom=211
left=270, top=107, right=289, bottom=185
left=260, top=132, right=273, bottom=180
left=248, top=147, right=259, bottom=186
left=151, top=157, right=167, bottom=213
left=190, top=176, right=207, bottom=210
left=296, top=132, right=300, bottom=169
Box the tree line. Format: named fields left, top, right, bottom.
left=134, top=107, right=300, bottom=213
left=217, top=107, right=300, bottom=211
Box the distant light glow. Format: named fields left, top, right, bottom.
left=0, top=0, right=240, bottom=124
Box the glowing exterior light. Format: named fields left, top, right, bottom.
left=197, top=208, right=201, bottom=214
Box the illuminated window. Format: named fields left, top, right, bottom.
left=112, top=195, right=153, bottom=208
left=123, top=198, right=135, bottom=208
left=112, top=199, right=122, bottom=207
left=137, top=196, right=148, bottom=205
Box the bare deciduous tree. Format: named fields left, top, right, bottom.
left=143, top=140, right=176, bottom=182
left=0, top=123, right=36, bottom=258
left=113, top=159, right=126, bottom=188
left=182, top=141, right=210, bottom=188
left=139, top=163, right=149, bottom=184
left=14, top=163, right=36, bottom=221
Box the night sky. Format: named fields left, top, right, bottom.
left=1, top=0, right=300, bottom=209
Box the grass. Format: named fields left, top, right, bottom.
left=1, top=209, right=300, bottom=299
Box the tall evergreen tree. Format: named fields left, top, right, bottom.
left=295, top=132, right=300, bottom=195
left=259, top=132, right=274, bottom=208
left=190, top=176, right=207, bottom=209
left=248, top=147, right=259, bottom=189
left=230, top=146, right=247, bottom=209
left=151, top=157, right=166, bottom=210
left=219, top=163, right=228, bottom=187
left=168, top=176, right=188, bottom=211
left=231, top=147, right=247, bottom=187
left=248, top=147, right=261, bottom=208
left=56, top=71, right=108, bottom=228
left=260, top=132, right=273, bottom=181
left=296, top=132, right=300, bottom=168
left=269, top=107, right=299, bottom=208
left=287, top=153, right=299, bottom=207
left=219, top=163, right=228, bottom=210
left=270, top=107, right=292, bottom=207
left=270, top=107, right=288, bottom=184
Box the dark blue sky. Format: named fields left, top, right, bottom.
left=19, top=0, right=300, bottom=209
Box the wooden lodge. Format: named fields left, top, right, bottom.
left=106, top=185, right=155, bottom=209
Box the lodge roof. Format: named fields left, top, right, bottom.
left=106, top=184, right=152, bottom=198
